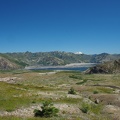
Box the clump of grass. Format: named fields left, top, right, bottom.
left=80, top=102, right=102, bottom=114
left=69, top=75, right=82, bottom=79
left=93, top=90, right=99, bottom=94
left=80, top=102, right=90, bottom=113
left=97, top=87, right=113, bottom=94
left=58, top=97, right=82, bottom=104
left=90, top=104, right=103, bottom=114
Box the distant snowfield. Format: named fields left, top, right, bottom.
left=74, top=51, right=83, bottom=54
left=25, top=63, right=97, bottom=70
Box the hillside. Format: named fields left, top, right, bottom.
left=86, top=59, right=120, bottom=74
left=4, top=51, right=84, bottom=66
left=90, top=53, right=120, bottom=63
left=0, top=51, right=120, bottom=70
left=4, top=51, right=120, bottom=65
left=0, top=56, right=20, bottom=70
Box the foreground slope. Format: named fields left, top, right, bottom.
left=0, top=70, right=120, bottom=120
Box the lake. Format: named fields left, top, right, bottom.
left=31, top=67, right=88, bottom=71
left=25, top=63, right=96, bottom=72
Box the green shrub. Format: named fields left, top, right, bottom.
left=34, top=101, right=59, bottom=117
left=68, top=87, right=76, bottom=95
left=69, top=75, right=82, bottom=79
left=80, top=102, right=90, bottom=113
left=93, top=90, right=99, bottom=94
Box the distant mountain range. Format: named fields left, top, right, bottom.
left=0, top=51, right=120, bottom=70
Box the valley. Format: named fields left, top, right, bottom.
left=0, top=52, right=120, bottom=119
left=0, top=51, right=120, bottom=70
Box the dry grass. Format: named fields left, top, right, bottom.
left=0, top=70, right=120, bottom=119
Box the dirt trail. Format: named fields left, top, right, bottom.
left=91, top=84, right=120, bottom=89
left=0, top=77, right=17, bottom=83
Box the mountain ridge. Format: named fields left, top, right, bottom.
left=0, top=51, right=120, bottom=70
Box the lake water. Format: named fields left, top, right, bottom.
left=31, top=67, right=89, bottom=72
left=25, top=63, right=96, bottom=72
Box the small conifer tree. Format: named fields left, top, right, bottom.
left=34, top=101, right=59, bottom=117
left=68, top=87, right=76, bottom=95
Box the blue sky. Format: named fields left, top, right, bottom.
left=0, top=0, right=120, bottom=54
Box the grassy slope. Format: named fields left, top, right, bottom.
left=0, top=70, right=120, bottom=119
left=0, top=53, right=28, bottom=68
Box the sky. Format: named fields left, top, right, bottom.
left=0, top=0, right=120, bottom=54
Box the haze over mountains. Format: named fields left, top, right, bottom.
left=0, top=51, right=120, bottom=70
